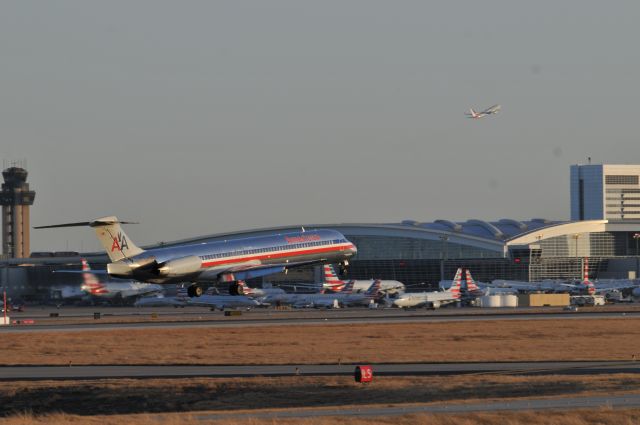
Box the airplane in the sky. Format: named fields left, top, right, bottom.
left=465, top=104, right=501, bottom=119
left=393, top=268, right=462, bottom=309
left=322, top=264, right=405, bottom=295
left=35, top=216, right=357, bottom=298
left=79, top=259, right=164, bottom=301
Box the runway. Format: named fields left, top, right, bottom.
left=1, top=307, right=638, bottom=333
left=196, top=394, right=640, bottom=419
left=2, top=361, right=639, bottom=381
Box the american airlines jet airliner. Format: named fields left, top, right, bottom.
left=36, top=216, right=357, bottom=298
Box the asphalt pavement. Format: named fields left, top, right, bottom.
left=2, top=361, right=640, bottom=381
left=196, top=394, right=640, bottom=419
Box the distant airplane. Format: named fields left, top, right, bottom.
left=237, top=281, right=286, bottom=298
left=322, top=264, right=405, bottom=295
left=186, top=286, right=261, bottom=311
left=79, top=259, right=164, bottom=301
left=465, top=104, right=501, bottom=119
left=35, top=216, right=357, bottom=298
left=393, top=268, right=463, bottom=309
left=262, top=279, right=381, bottom=308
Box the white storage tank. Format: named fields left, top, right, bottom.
left=477, top=294, right=518, bottom=308
left=478, top=295, right=503, bottom=308
left=501, top=294, right=518, bottom=308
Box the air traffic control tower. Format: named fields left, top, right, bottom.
left=1, top=166, right=35, bottom=258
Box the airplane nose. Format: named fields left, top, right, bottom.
left=348, top=243, right=358, bottom=256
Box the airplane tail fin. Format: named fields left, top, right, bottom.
left=447, top=268, right=463, bottom=299
left=238, top=281, right=255, bottom=296
left=80, top=258, right=106, bottom=294
left=583, top=258, right=590, bottom=283
left=469, top=108, right=478, bottom=118
left=465, top=269, right=481, bottom=293
left=323, top=264, right=346, bottom=291
left=583, top=258, right=596, bottom=295
left=35, top=216, right=144, bottom=262
left=340, top=280, right=354, bottom=294
left=364, top=280, right=382, bottom=298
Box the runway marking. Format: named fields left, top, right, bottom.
left=2, top=361, right=639, bottom=381
left=1, top=311, right=638, bottom=333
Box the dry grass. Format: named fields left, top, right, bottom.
left=5, top=318, right=640, bottom=365
left=4, top=409, right=640, bottom=425
left=2, top=374, right=640, bottom=416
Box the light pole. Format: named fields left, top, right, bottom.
left=439, top=235, right=449, bottom=282
left=633, top=233, right=640, bottom=279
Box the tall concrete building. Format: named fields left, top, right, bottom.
left=1, top=167, right=36, bottom=258
left=571, top=164, right=640, bottom=221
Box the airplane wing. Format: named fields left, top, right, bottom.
left=54, top=269, right=109, bottom=275
left=195, top=258, right=329, bottom=283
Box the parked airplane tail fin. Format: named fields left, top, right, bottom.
left=340, top=281, right=354, bottom=294
left=465, top=269, right=481, bottom=292
left=323, top=264, right=346, bottom=291
left=35, top=216, right=144, bottom=262
left=448, top=268, right=463, bottom=299
left=583, top=258, right=590, bottom=283
left=583, top=258, right=596, bottom=295
left=238, top=281, right=255, bottom=296
left=364, top=280, right=382, bottom=298
left=80, top=258, right=105, bottom=294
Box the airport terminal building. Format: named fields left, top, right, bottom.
left=2, top=163, right=640, bottom=300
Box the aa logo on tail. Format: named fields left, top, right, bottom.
left=111, top=232, right=130, bottom=252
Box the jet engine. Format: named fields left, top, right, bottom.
left=107, top=255, right=202, bottom=281
left=429, top=301, right=441, bottom=310
left=157, top=256, right=202, bottom=278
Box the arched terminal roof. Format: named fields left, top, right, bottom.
left=10, top=218, right=639, bottom=265
left=144, top=218, right=569, bottom=256
left=505, top=219, right=640, bottom=246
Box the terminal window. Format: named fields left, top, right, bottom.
left=605, top=175, right=639, bottom=185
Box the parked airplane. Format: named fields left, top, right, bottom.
left=35, top=216, right=357, bottom=298
left=237, top=281, right=286, bottom=298
left=465, top=104, right=501, bottom=119
left=486, top=278, right=564, bottom=292
left=322, top=264, right=405, bottom=295
left=187, top=287, right=261, bottom=310
left=79, top=259, right=164, bottom=301
left=393, top=269, right=462, bottom=309
left=264, top=280, right=380, bottom=308
left=563, top=258, right=596, bottom=295
left=133, top=294, right=187, bottom=307
left=488, top=258, right=597, bottom=295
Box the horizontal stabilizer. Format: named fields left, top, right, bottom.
left=34, top=218, right=138, bottom=229
left=54, top=270, right=109, bottom=275
left=35, top=216, right=143, bottom=262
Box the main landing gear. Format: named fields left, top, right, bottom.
left=187, top=284, right=204, bottom=298
left=228, top=282, right=244, bottom=296
left=339, top=260, right=350, bottom=276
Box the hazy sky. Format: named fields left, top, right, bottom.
left=1, top=1, right=639, bottom=252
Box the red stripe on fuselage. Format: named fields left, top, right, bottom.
left=200, top=243, right=354, bottom=268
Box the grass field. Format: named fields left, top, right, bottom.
left=5, top=318, right=640, bottom=365
left=4, top=409, right=640, bottom=425
left=5, top=317, right=640, bottom=423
